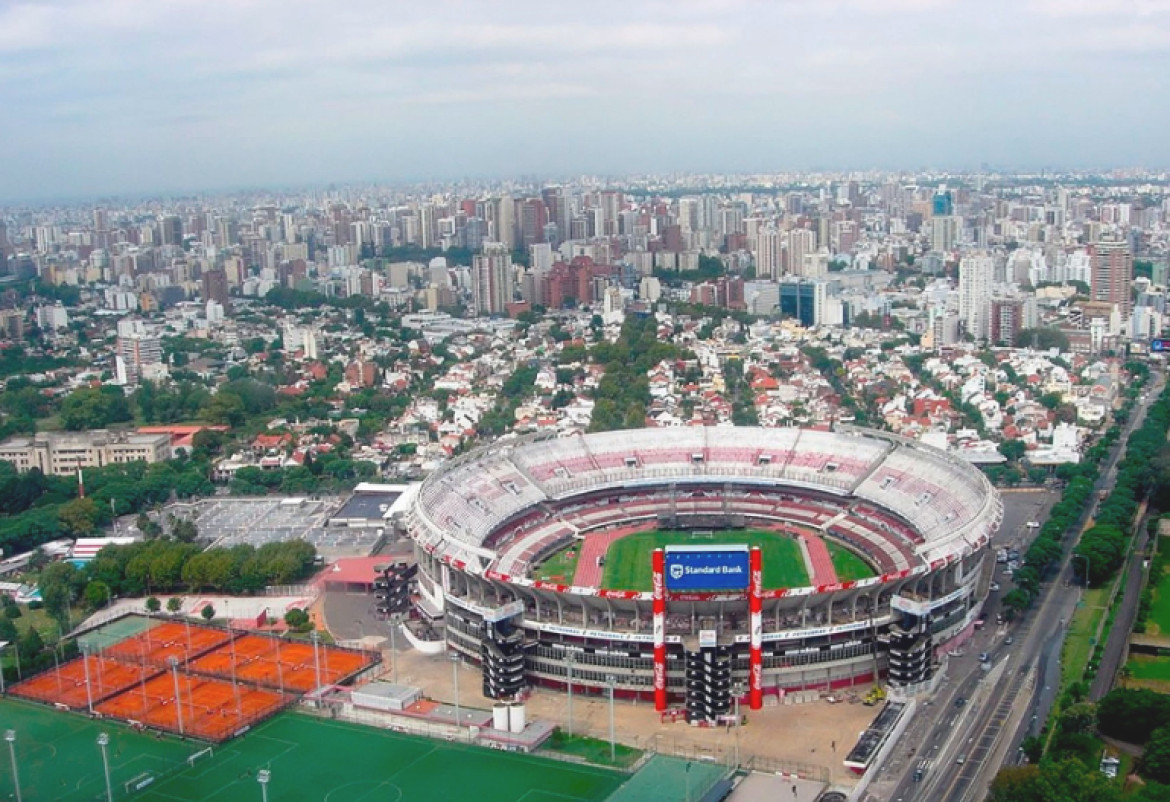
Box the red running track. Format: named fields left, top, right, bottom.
left=572, top=526, right=646, bottom=588
left=800, top=533, right=839, bottom=586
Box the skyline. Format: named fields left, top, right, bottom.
left=2, top=0, right=1170, bottom=201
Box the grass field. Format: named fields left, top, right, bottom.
left=543, top=731, right=642, bottom=768
left=533, top=544, right=582, bottom=584
left=136, top=712, right=623, bottom=802
left=826, top=541, right=877, bottom=582
left=1147, top=565, right=1170, bottom=636
left=1061, top=586, right=1109, bottom=690
left=601, top=530, right=808, bottom=591
left=0, top=698, right=197, bottom=802
left=1126, top=654, right=1170, bottom=682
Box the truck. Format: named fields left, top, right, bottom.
left=862, top=686, right=887, bottom=706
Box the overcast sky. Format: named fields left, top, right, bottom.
left=1, top=0, right=1169, bottom=201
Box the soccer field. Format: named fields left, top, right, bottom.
left=0, top=698, right=196, bottom=802
left=600, top=529, right=809, bottom=591
left=136, top=712, right=623, bottom=802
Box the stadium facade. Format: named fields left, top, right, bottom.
left=406, top=427, right=1001, bottom=721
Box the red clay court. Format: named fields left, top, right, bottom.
left=8, top=616, right=379, bottom=742
left=9, top=655, right=158, bottom=710
left=95, top=672, right=287, bottom=742
left=101, top=620, right=232, bottom=668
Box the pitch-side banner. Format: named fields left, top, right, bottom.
left=664, top=545, right=750, bottom=592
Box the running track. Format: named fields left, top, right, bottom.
left=799, top=533, right=839, bottom=585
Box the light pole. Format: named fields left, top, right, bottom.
left=0, top=641, right=6, bottom=694
left=257, top=769, right=271, bottom=802
left=311, top=631, right=322, bottom=692
left=169, top=657, right=185, bottom=737
left=355, top=619, right=365, bottom=646
left=97, top=733, right=113, bottom=802
left=566, top=652, right=575, bottom=736
left=82, top=645, right=95, bottom=714
left=605, top=675, right=617, bottom=765
left=5, top=729, right=21, bottom=802
left=388, top=615, right=399, bottom=684
left=450, top=652, right=461, bottom=728
left=733, top=683, right=743, bottom=768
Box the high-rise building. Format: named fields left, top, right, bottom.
left=756, top=226, right=782, bottom=280
left=472, top=243, right=513, bottom=316
left=930, top=216, right=960, bottom=252
left=1090, top=239, right=1133, bottom=317
left=116, top=332, right=163, bottom=385
left=201, top=268, right=230, bottom=310
left=784, top=228, right=816, bottom=277
left=959, top=252, right=994, bottom=341
left=160, top=215, right=183, bottom=246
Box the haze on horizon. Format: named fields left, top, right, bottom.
left=2, top=0, right=1169, bottom=202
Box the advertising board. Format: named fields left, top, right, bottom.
left=664, top=545, right=749, bottom=592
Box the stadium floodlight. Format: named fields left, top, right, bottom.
left=169, top=657, right=185, bottom=737
left=605, top=675, right=617, bottom=765
left=450, top=652, right=461, bottom=730
left=565, top=651, right=576, bottom=736
left=81, top=644, right=94, bottom=714
left=5, top=730, right=21, bottom=802
left=97, top=733, right=113, bottom=802
left=257, top=769, right=271, bottom=802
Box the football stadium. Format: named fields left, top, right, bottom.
left=407, top=426, right=1002, bottom=722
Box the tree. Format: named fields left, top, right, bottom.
left=170, top=518, right=198, bottom=543
left=1144, top=725, right=1170, bottom=783
left=200, top=604, right=215, bottom=621
left=1002, top=588, right=1032, bottom=618
left=39, top=561, right=81, bottom=628
left=58, top=497, right=102, bottom=536
left=284, top=608, right=310, bottom=631
left=166, top=596, right=183, bottom=615
left=1098, top=688, right=1170, bottom=742
left=999, top=439, right=1026, bottom=463
left=83, top=580, right=110, bottom=611
left=145, top=596, right=161, bottom=614
left=59, top=386, right=132, bottom=431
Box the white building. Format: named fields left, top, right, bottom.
left=958, top=252, right=994, bottom=341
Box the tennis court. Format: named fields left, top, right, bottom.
left=9, top=615, right=377, bottom=743
left=10, top=655, right=159, bottom=710
left=0, top=697, right=197, bottom=802
left=136, top=712, right=624, bottom=802
left=604, top=755, right=728, bottom=802
left=95, top=672, right=288, bottom=742
left=102, top=620, right=233, bottom=668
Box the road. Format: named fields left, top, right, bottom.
left=877, top=370, right=1163, bottom=802
left=1090, top=498, right=1151, bottom=701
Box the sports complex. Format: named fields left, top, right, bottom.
left=7, top=615, right=378, bottom=742
left=409, top=426, right=1003, bottom=719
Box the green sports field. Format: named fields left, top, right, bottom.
left=135, top=712, right=623, bottom=802
left=0, top=698, right=196, bottom=802
left=601, top=530, right=809, bottom=591
left=826, top=541, right=877, bottom=582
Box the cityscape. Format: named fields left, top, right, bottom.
left=2, top=2, right=1170, bottom=802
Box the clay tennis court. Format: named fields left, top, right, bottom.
left=9, top=655, right=160, bottom=710
left=101, top=621, right=231, bottom=668
left=11, top=615, right=379, bottom=742
left=186, top=634, right=376, bottom=693
left=95, top=673, right=287, bottom=742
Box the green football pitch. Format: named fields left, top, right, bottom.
left=0, top=697, right=197, bottom=802
left=600, top=529, right=809, bottom=591
left=135, top=712, right=623, bottom=802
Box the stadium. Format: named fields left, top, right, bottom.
left=406, top=426, right=1002, bottom=722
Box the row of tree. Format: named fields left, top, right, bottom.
left=35, top=538, right=318, bottom=630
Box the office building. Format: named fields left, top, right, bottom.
left=1090, top=239, right=1133, bottom=317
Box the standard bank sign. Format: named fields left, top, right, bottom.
left=664, top=545, right=750, bottom=592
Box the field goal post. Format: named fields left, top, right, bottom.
left=692, top=529, right=715, bottom=539
left=124, top=772, right=156, bottom=795
left=187, top=746, right=214, bottom=767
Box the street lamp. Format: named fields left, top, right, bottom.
left=169, top=657, right=185, bottom=737
left=355, top=619, right=365, bottom=645
left=257, top=769, right=271, bottom=802
left=450, top=652, right=462, bottom=728
left=733, top=683, right=744, bottom=768
left=387, top=615, right=400, bottom=685
left=5, top=729, right=21, bottom=802
left=605, top=675, right=617, bottom=765
left=97, top=733, right=113, bottom=802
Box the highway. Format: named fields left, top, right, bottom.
left=871, top=370, right=1163, bottom=802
